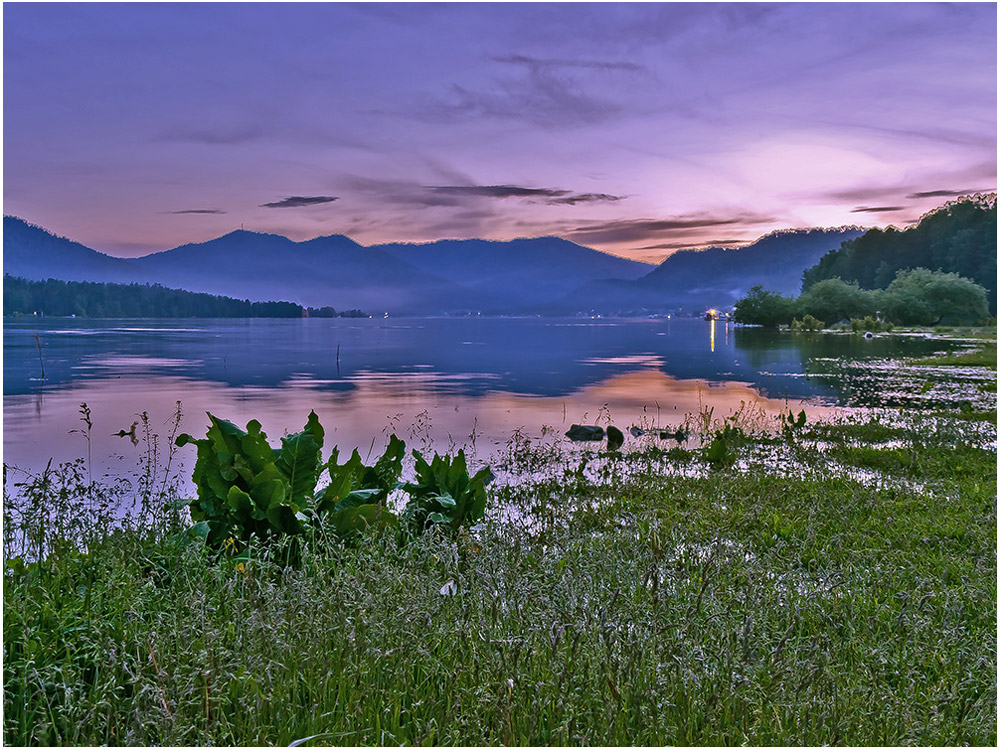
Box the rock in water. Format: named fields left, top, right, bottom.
left=565, top=424, right=605, bottom=441
left=607, top=425, right=625, bottom=451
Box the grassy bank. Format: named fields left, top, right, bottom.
left=4, top=366, right=996, bottom=745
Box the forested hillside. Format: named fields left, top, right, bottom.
left=1, top=276, right=354, bottom=318
left=802, top=194, right=997, bottom=311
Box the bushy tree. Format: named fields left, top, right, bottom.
left=733, top=285, right=796, bottom=327
left=796, top=278, right=878, bottom=325
left=881, top=268, right=988, bottom=325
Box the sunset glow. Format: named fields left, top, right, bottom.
left=3, top=2, right=996, bottom=261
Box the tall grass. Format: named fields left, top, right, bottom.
left=4, top=403, right=996, bottom=745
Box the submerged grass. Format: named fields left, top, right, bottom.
left=4, top=360, right=997, bottom=746
left=910, top=341, right=997, bottom=369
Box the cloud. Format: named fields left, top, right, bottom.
left=421, top=80, right=619, bottom=128
left=566, top=213, right=775, bottom=245
left=339, top=176, right=466, bottom=208
left=549, top=192, right=625, bottom=205
left=491, top=54, right=645, bottom=73
left=850, top=205, right=904, bottom=213
left=169, top=208, right=226, bottom=215
left=154, top=124, right=266, bottom=145
left=638, top=238, right=747, bottom=251
left=429, top=185, right=570, bottom=199
left=427, top=185, right=625, bottom=205
left=906, top=189, right=983, bottom=199
left=260, top=196, right=338, bottom=208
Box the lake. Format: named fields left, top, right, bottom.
left=3, top=317, right=953, bottom=480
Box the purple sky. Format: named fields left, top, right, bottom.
left=3, top=2, right=996, bottom=262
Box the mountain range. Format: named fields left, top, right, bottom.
left=2, top=216, right=861, bottom=315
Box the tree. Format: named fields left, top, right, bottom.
left=733, top=285, right=796, bottom=327
left=800, top=193, right=996, bottom=313
left=881, top=268, right=988, bottom=325
left=796, top=278, right=878, bottom=325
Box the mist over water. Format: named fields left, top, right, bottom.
left=3, top=317, right=952, bottom=477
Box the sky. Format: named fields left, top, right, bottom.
left=3, top=2, right=997, bottom=263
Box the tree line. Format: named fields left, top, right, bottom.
left=734, top=269, right=991, bottom=328
left=734, top=193, right=996, bottom=328
left=3, top=276, right=366, bottom=319
left=801, top=193, right=996, bottom=312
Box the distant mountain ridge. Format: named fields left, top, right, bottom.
left=373, top=236, right=652, bottom=311
left=3, top=217, right=151, bottom=285
left=547, top=227, right=865, bottom=314
left=3, top=216, right=859, bottom=315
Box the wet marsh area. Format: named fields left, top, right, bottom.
left=4, top=329, right=996, bottom=745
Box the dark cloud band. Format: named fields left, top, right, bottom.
left=567, top=214, right=775, bottom=245
left=261, top=196, right=339, bottom=208
left=906, top=189, right=982, bottom=199
left=427, top=185, right=623, bottom=205
left=169, top=208, right=226, bottom=215
left=850, top=206, right=904, bottom=213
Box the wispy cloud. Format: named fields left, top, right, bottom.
left=429, top=185, right=570, bottom=199
left=491, top=54, right=645, bottom=73
left=168, top=208, right=226, bottom=215
left=420, top=80, right=619, bottom=128
left=639, top=238, right=747, bottom=251
left=409, top=51, right=645, bottom=129
left=566, top=213, right=775, bottom=245
left=154, top=124, right=266, bottom=145
left=261, top=196, right=338, bottom=208
left=428, top=185, right=624, bottom=205
left=850, top=205, right=904, bottom=214
left=549, top=192, right=625, bottom=206
left=906, top=188, right=984, bottom=199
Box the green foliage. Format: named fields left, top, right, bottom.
left=402, top=449, right=491, bottom=532
left=796, top=278, right=878, bottom=324
left=732, top=285, right=796, bottom=327
left=3, top=275, right=306, bottom=318
left=175, top=414, right=489, bottom=547
left=704, top=423, right=746, bottom=469
left=5, top=393, right=996, bottom=746
left=850, top=315, right=893, bottom=333
left=176, top=413, right=324, bottom=546
left=318, top=435, right=405, bottom=512
left=801, top=193, right=997, bottom=312
left=791, top=314, right=824, bottom=332
left=881, top=268, right=989, bottom=326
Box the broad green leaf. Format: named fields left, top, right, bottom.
left=266, top=503, right=305, bottom=535
left=332, top=504, right=398, bottom=537
left=434, top=492, right=457, bottom=508
left=275, top=429, right=322, bottom=505
left=227, top=486, right=254, bottom=519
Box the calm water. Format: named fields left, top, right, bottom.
left=3, top=317, right=952, bottom=477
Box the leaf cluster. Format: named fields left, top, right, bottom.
left=401, top=449, right=492, bottom=533
left=175, top=413, right=490, bottom=550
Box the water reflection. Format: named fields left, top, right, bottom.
left=3, top=317, right=956, bottom=475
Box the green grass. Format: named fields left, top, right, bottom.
left=4, top=380, right=997, bottom=745
left=910, top=341, right=997, bottom=369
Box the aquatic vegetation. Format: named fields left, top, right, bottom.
left=3, top=343, right=996, bottom=746
left=175, top=412, right=491, bottom=548
left=401, top=449, right=491, bottom=533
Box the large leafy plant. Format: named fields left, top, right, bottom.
left=402, top=449, right=491, bottom=533
left=176, top=412, right=404, bottom=548
left=176, top=413, right=490, bottom=550
left=176, top=412, right=325, bottom=547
